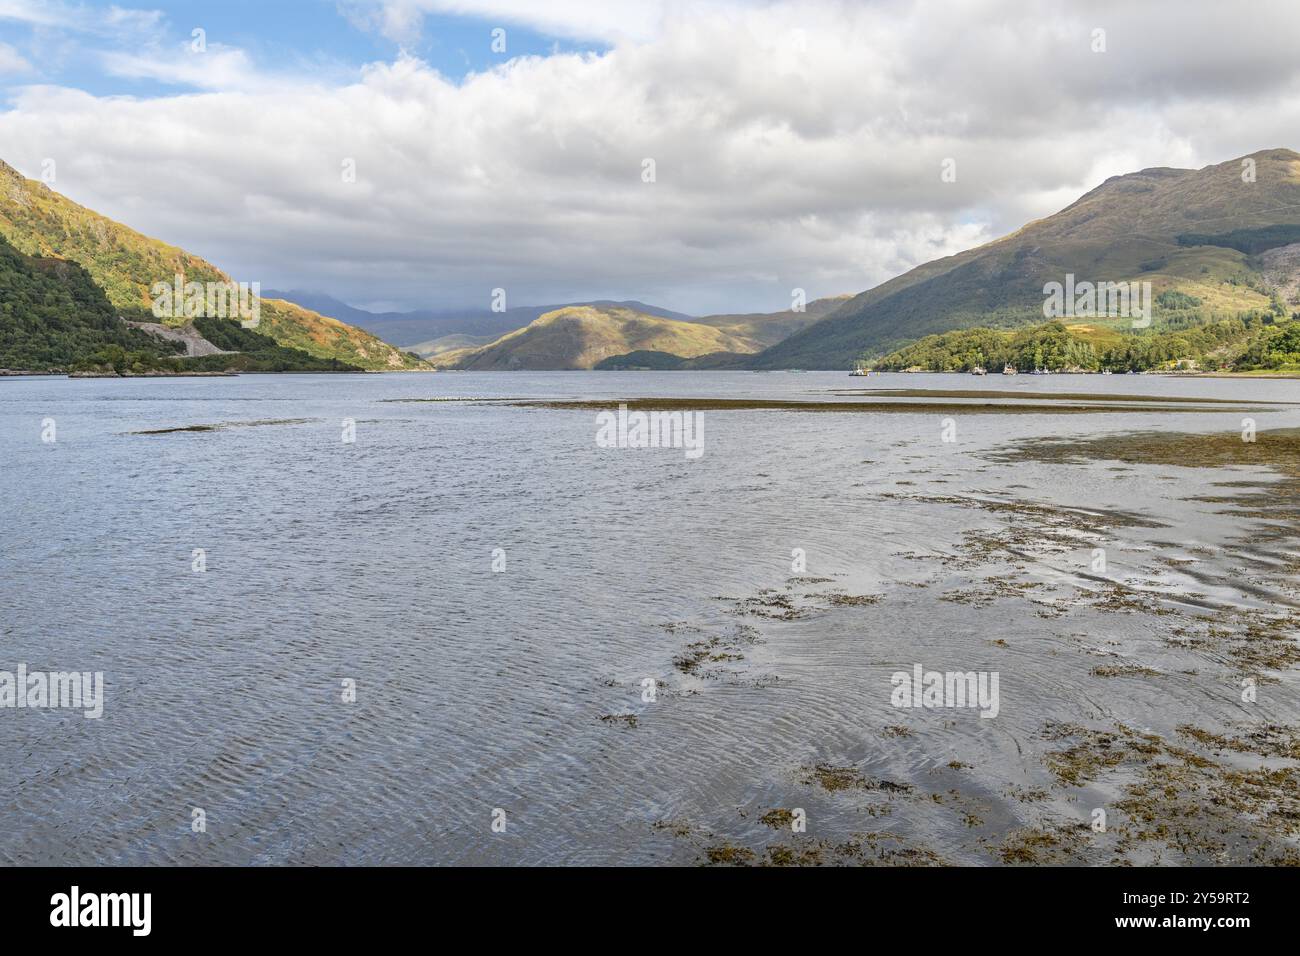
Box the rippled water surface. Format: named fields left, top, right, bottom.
left=2, top=371, right=1298, bottom=865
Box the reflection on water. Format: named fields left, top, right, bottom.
left=1, top=371, right=1298, bottom=865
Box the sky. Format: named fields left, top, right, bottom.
left=1, top=0, right=1299, bottom=315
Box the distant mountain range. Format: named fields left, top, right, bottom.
left=267, top=288, right=845, bottom=369
left=262, top=290, right=697, bottom=349
left=6, top=149, right=1299, bottom=374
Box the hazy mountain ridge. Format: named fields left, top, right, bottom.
left=752, top=149, right=1300, bottom=369
left=268, top=289, right=697, bottom=348
left=406, top=333, right=499, bottom=358
left=0, top=160, right=425, bottom=371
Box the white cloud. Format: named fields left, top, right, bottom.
left=0, top=0, right=162, bottom=35
left=346, top=0, right=673, bottom=44
left=101, top=45, right=268, bottom=92
left=2, top=0, right=1300, bottom=314
left=0, top=41, right=32, bottom=74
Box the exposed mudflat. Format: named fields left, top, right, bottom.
left=509, top=396, right=1282, bottom=415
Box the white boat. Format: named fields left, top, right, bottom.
left=971, top=366, right=987, bottom=376
left=849, top=364, right=870, bottom=376
left=1002, top=364, right=1018, bottom=376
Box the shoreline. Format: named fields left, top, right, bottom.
left=871, top=368, right=1300, bottom=379
left=500, top=396, right=1284, bottom=414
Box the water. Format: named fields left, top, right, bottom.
left=2, top=371, right=1298, bottom=865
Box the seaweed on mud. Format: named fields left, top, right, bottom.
left=666, top=426, right=1300, bottom=866
left=732, top=589, right=810, bottom=620
left=1003, top=786, right=1051, bottom=805
left=823, top=592, right=885, bottom=607
left=1089, top=663, right=1162, bottom=678
left=942, top=575, right=1044, bottom=606
left=1176, top=723, right=1300, bottom=760
left=598, top=713, right=638, bottom=729
left=986, top=427, right=1300, bottom=475
left=1086, top=582, right=1180, bottom=616
left=665, top=618, right=764, bottom=681
left=833, top=388, right=1290, bottom=405
left=131, top=418, right=313, bottom=435
left=995, top=823, right=1097, bottom=865
left=800, top=764, right=913, bottom=794
left=699, top=833, right=946, bottom=867
left=1169, top=609, right=1300, bottom=675
left=759, top=809, right=796, bottom=829
left=513, top=397, right=1280, bottom=415
left=1041, top=722, right=1171, bottom=786
left=704, top=845, right=756, bottom=866
left=1040, top=721, right=1300, bottom=864
left=672, top=637, right=723, bottom=675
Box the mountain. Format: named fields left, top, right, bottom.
left=432, top=304, right=755, bottom=370
left=0, top=160, right=425, bottom=371
left=429, top=296, right=850, bottom=370
left=693, top=295, right=850, bottom=348
left=871, top=313, right=1300, bottom=373
left=265, top=290, right=697, bottom=348
left=752, top=148, right=1300, bottom=369
left=406, top=333, right=499, bottom=359
left=592, top=349, right=752, bottom=370
left=0, top=231, right=168, bottom=369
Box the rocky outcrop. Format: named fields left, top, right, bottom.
left=124, top=320, right=232, bottom=357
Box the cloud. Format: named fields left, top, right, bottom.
left=2, top=0, right=1300, bottom=314
left=344, top=0, right=673, bottom=44
left=0, top=41, right=32, bottom=73
left=0, top=0, right=163, bottom=35
left=101, top=45, right=268, bottom=92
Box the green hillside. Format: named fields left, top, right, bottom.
left=0, top=229, right=362, bottom=374
left=872, top=314, right=1300, bottom=374
left=0, top=158, right=426, bottom=371
left=0, top=232, right=179, bottom=370
left=692, top=295, right=851, bottom=348
left=434, top=304, right=758, bottom=370
left=753, top=149, right=1300, bottom=369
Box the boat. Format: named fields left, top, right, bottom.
left=971, top=366, right=986, bottom=376
left=1002, top=364, right=1018, bottom=375
left=849, top=363, right=870, bottom=377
